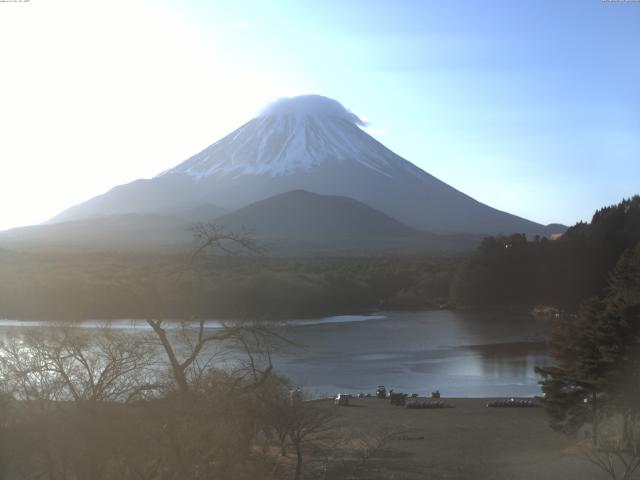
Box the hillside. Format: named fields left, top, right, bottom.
left=0, top=190, right=480, bottom=255
left=451, top=195, right=640, bottom=308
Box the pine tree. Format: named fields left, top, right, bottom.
left=536, top=242, right=640, bottom=445
left=597, top=245, right=640, bottom=446
left=536, top=300, right=607, bottom=440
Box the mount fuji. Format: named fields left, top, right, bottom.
left=51, top=95, right=558, bottom=237
left=3, top=95, right=563, bottom=253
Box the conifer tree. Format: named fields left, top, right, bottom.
left=536, top=242, right=640, bottom=445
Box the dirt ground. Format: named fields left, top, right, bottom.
left=309, top=397, right=604, bottom=480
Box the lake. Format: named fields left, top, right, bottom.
left=0, top=310, right=553, bottom=398
left=271, top=310, right=552, bottom=398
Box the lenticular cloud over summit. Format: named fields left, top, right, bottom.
left=259, top=95, right=367, bottom=127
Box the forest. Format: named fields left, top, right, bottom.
left=1, top=196, right=639, bottom=321
left=0, top=250, right=457, bottom=321
left=451, top=196, right=640, bottom=310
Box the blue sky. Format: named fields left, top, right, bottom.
left=1, top=0, right=638, bottom=229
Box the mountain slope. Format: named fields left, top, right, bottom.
left=51, top=95, right=562, bottom=237
left=213, top=190, right=479, bottom=255
left=0, top=214, right=194, bottom=252
left=216, top=190, right=416, bottom=238
left=0, top=191, right=480, bottom=255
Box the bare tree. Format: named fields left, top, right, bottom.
left=581, top=415, right=640, bottom=480
left=0, top=325, right=161, bottom=480
left=145, top=223, right=290, bottom=395
left=145, top=317, right=288, bottom=397
left=133, top=224, right=293, bottom=478
left=147, top=318, right=237, bottom=396
left=286, top=402, right=334, bottom=480
left=0, top=325, right=158, bottom=404
left=255, top=376, right=296, bottom=456
left=0, top=225, right=297, bottom=480
left=188, top=222, right=262, bottom=264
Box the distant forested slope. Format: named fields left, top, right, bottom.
left=450, top=196, right=640, bottom=309
left=0, top=251, right=456, bottom=320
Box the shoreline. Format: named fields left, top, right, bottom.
left=0, top=305, right=539, bottom=323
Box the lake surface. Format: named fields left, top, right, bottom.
left=0, top=310, right=553, bottom=398
left=270, top=310, right=552, bottom=398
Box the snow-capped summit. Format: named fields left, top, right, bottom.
left=159, top=95, right=417, bottom=179
left=50, top=94, right=562, bottom=237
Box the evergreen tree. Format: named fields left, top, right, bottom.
left=597, top=245, right=640, bottom=444
left=536, top=242, right=640, bottom=445
left=535, top=299, right=608, bottom=440
left=451, top=195, right=640, bottom=309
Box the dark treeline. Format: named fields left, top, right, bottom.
left=0, top=251, right=458, bottom=320
left=533, top=228, right=640, bottom=478
left=537, top=242, right=640, bottom=435
left=451, top=196, right=640, bottom=309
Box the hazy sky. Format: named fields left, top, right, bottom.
left=1, top=0, right=638, bottom=231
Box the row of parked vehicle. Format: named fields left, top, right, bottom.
left=486, top=398, right=538, bottom=408
left=334, top=386, right=442, bottom=406
left=405, top=400, right=453, bottom=409
left=334, top=390, right=539, bottom=409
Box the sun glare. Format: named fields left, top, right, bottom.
left=0, top=0, right=296, bottom=230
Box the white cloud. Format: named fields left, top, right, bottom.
left=259, top=95, right=366, bottom=126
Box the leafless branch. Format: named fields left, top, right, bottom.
left=188, top=222, right=263, bottom=265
